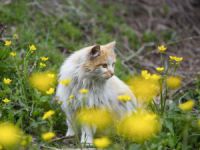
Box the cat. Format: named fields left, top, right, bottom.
left=55, top=41, right=137, bottom=145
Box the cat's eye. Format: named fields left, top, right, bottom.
left=102, top=64, right=108, bottom=68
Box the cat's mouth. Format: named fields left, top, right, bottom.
left=103, top=72, right=114, bottom=79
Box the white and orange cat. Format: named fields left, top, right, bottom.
left=56, top=41, right=137, bottom=145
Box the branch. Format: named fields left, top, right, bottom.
left=124, top=42, right=155, bottom=62
left=50, top=136, right=75, bottom=143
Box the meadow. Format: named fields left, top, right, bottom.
left=0, top=0, right=200, bottom=149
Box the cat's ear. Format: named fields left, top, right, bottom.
left=89, top=45, right=101, bottom=59
left=104, top=41, right=116, bottom=51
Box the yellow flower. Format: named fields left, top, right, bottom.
left=169, top=56, right=183, bottom=63
left=79, top=88, right=89, bottom=94
left=42, top=110, right=55, bottom=120
left=69, top=94, right=74, bottom=100
left=117, top=110, right=160, bottom=143
left=3, top=78, right=12, bottom=85
left=10, top=52, right=16, bottom=57
left=60, top=79, right=71, bottom=86
left=157, top=45, right=167, bottom=53
left=41, top=132, right=55, bottom=141
left=13, top=34, right=19, bottom=39
left=0, top=122, right=22, bottom=147
left=117, top=94, right=131, bottom=102
left=4, top=40, right=12, bottom=46
left=130, top=71, right=161, bottom=104
left=94, top=137, right=111, bottom=148
left=141, top=70, right=161, bottom=81
left=141, top=70, right=151, bottom=79
left=46, top=88, right=54, bottom=95
left=2, top=98, right=10, bottom=103
left=40, top=57, right=49, bottom=61
left=76, top=108, right=113, bottom=129
left=29, top=44, right=37, bottom=52
left=128, top=76, right=160, bottom=104
left=39, top=62, right=46, bottom=68
left=150, top=74, right=161, bottom=80
left=47, top=73, right=55, bottom=79
left=167, top=76, right=181, bottom=89
left=0, top=145, right=2, bottom=149
left=179, top=100, right=194, bottom=111
left=29, top=72, right=56, bottom=92
left=156, top=67, right=164, bottom=72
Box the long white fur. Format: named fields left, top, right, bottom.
left=56, top=42, right=137, bottom=144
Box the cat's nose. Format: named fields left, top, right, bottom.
left=108, top=71, right=114, bottom=77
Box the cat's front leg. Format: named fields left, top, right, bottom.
left=66, top=120, right=75, bottom=137
left=81, top=125, right=94, bottom=146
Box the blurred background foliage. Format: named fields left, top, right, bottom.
left=1, top=0, right=200, bottom=78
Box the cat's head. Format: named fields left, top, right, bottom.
left=83, top=41, right=116, bottom=80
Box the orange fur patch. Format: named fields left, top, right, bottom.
left=83, top=45, right=116, bottom=71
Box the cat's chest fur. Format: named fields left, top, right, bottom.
left=67, top=76, right=116, bottom=108
left=58, top=74, right=134, bottom=116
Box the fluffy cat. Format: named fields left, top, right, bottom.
left=56, top=41, right=137, bottom=145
